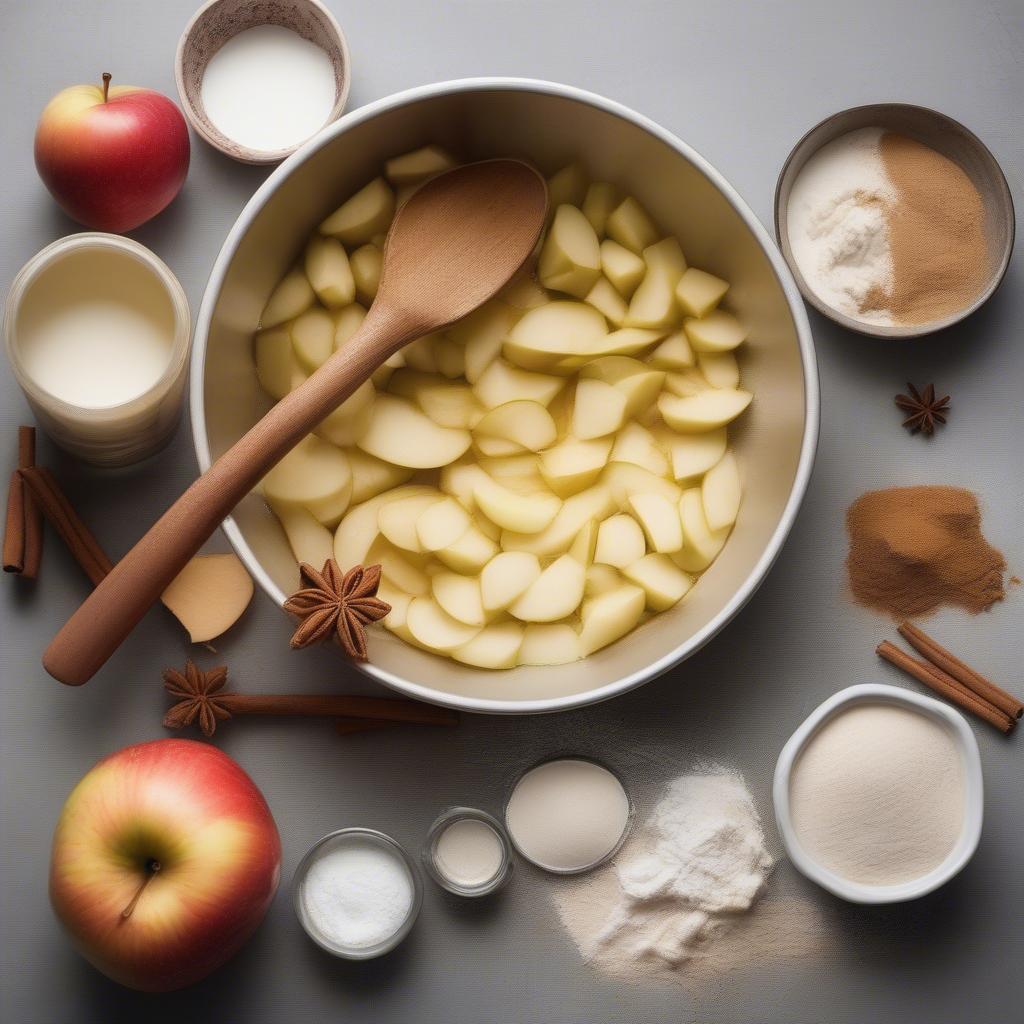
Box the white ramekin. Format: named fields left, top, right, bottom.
left=773, top=683, right=984, bottom=904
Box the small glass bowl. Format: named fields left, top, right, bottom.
left=293, top=827, right=423, bottom=960
left=504, top=755, right=634, bottom=875
left=422, top=807, right=513, bottom=897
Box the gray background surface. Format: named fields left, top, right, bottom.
left=2, top=1, right=1022, bottom=1021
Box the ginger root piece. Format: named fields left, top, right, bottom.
left=161, top=553, right=254, bottom=643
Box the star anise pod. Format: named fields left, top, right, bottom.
left=283, top=560, right=390, bottom=660
left=894, top=382, right=950, bottom=436
left=162, top=660, right=231, bottom=737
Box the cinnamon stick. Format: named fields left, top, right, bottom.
left=219, top=692, right=460, bottom=727
left=19, top=467, right=112, bottom=585
left=334, top=718, right=407, bottom=736
left=2, top=427, right=43, bottom=577
left=876, top=640, right=1014, bottom=734
left=898, top=621, right=1023, bottom=720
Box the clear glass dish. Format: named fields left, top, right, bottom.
left=422, top=807, right=513, bottom=897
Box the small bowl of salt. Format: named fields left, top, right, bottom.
left=775, top=103, right=1013, bottom=338
left=293, top=827, right=423, bottom=959
left=176, top=0, right=350, bottom=164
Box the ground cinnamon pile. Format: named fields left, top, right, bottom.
left=879, top=133, right=988, bottom=324
left=847, top=486, right=1005, bottom=617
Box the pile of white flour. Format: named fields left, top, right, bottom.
left=554, top=769, right=777, bottom=971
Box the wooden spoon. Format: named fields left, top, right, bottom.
left=44, top=160, right=547, bottom=685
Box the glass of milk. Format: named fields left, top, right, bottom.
left=4, top=234, right=191, bottom=466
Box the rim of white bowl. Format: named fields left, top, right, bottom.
left=772, top=683, right=984, bottom=904
left=190, top=77, right=820, bottom=715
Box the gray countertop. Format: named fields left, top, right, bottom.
left=2, top=1, right=1022, bottom=1021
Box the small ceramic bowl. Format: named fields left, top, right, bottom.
left=175, top=0, right=350, bottom=164
left=292, top=828, right=423, bottom=960
left=773, top=684, right=983, bottom=904
left=775, top=103, right=1014, bottom=339
left=422, top=807, right=514, bottom=897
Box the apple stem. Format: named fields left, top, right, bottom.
left=121, top=859, right=161, bottom=920
left=102, top=72, right=112, bottom=103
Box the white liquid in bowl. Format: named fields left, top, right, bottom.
left=15, top=246, right=175, bottom=409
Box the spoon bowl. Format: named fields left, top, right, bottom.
left=43, top=159, right=548, bottom=686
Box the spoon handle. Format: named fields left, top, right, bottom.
left=43, top=305, right=414, bottom=686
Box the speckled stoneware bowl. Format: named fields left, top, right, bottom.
left=775, top=103, right=1015, bottom=340
left=175, top=0, right=350, bottom=164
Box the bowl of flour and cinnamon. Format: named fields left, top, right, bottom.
left=775, top=103, right=1014, bottom=338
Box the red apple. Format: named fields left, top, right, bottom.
left=49, top=739, right=280, bottom=992
left=34, top=72, right=190, bottom=233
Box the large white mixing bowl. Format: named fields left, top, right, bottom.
left=192, top=78, right=818, bottom=713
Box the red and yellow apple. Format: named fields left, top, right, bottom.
left=34, top=73, right=190, bottom=233
left=49, top=739, right=280, bottom=992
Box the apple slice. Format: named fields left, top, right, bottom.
left=417, top=497, right=471, bottom=552
left=261, top=268, right=314, bottom=328
left=385, top=145, right=456, bottom=185
left=432, top=572, right=485, bottom=627
left=582, top=182, right=620, bottom=236
left=319, top=177, right=395, bottom=246
left=367, top=537, right=431, bottom=596
left=623, top=553, right=693, bottom=611
left=539, top=436, right=613, bottom=496
left=702, top=451, right=742, bottom=531
left=436, top=523, right=499, bottom=574
left=358, top=395, right=471, bottom=468
left=473, top=476, right=561, bottom=534
left=628, top=492, right=684, bottom=553
left=501, top=484, right=615, bottom=557
left=440, top=461, right=490, bottom=510
left=351, top=244, right=382, bottom=304
left=262, top=435, right=352, bottom=526
left=539, top=205, right=602, bottom=298
left=406, top=597, right=479, bottom=652
left=453, top=622, right=523, bottom=669
left=504, top=301, right=608, bottom=370
left=333, top=485, right=435, bottom=568
left=450, top=301, right=518, bottom=382
left=697, top=351, right=740, bottom=389
left=664, top=367, right=710, bottom=397
left=606, top=196, right=658, bottom=253
left=658, top=389, right=752, bottom=432
left=304, top=235, right=355, bottom=308
left=676, top=487, right=730, bottom=571
left=254, top=327, right=296, bottom=399
left=412, top=381, right=480, bottom=429
left=602, top=462, right=681, bottom=508
left=481, top=551, right=542, bottom=612
left=585, top=562, right=622, bottom=596
left=649, top=329, right=695, bottom=370
left=475, top=435, right=525, bottom=458
left=347, top=448, right=414, bottom=505
left=572, top=378, right=628, bottom=439
left=684, top=310, right=747, bottom=352
left=289, top=308, right=335, bottom=372
left=658, top=425, right=727, bottom=481
left=500, top=274, right=549, bottom=311
left=473, top=359, right=565, bottom=409
left=402, top=335, right=438, bottom=373
left=547, top=163, right=588, bottom=209
left=675, top=267, right=729, bottom=318
left=379, top=492, right=443, bottom=553
left=578, top=584, right=646, bottom=654
left=610, top=421, right=669, bottom=477
left=476, top=452, right=539, bottom=483
left=433, top=336, right=465, bottom=379
left=519, top=623, right=583, bottom=666
left=474, top=400, right=556, bottom=452
left=594, top=514, right=647, bottom=568
left=569, top=518, right=599, bottom=565
left=268, top=499, right=334, bottom=569
left=378, top=582, right=413, bottom=634
left=626, top=238, right=686, bottom=330
left=314, top=379, right=375, bottom=447
left=509, top=555, right=586, bottom=622
left=584, top=277, right=627, bottom=325
left=600, top=239, right=646, bottom=297
left=332, top=303, right=367, bottom=349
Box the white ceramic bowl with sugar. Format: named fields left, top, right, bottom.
left=191, top=78, right=818, bottom=714
left=773, top=683, right=984, bottom=904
